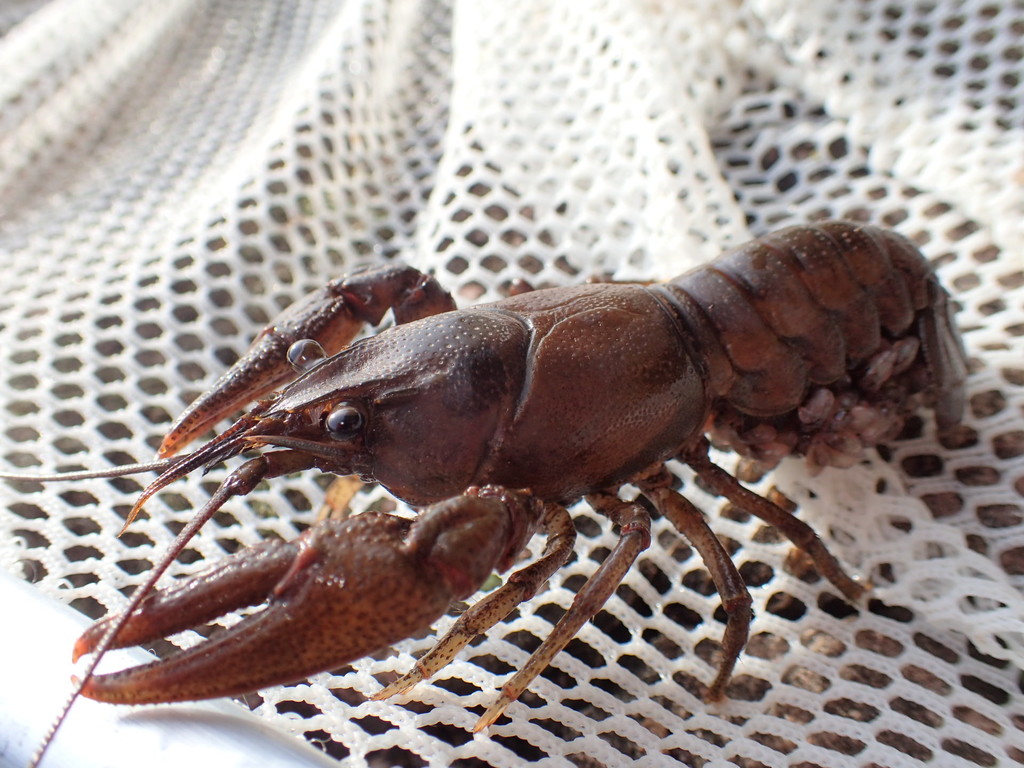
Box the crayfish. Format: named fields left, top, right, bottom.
left=21, top=221, right=966, bottom=760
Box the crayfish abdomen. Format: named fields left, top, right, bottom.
left=661, top=222, right=966, bottom=473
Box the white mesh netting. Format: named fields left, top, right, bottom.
left=1, top=1, right=1023, bottom=766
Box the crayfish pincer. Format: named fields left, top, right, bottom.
left=28, top=222, right=967, bottom=746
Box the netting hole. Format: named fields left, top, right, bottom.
left=561, top=696, right=611, bottom=723
left=955, top=465, right=1002, bottom=486
left=9, top=502, right=46, bottom=520
left=669, top=670, right=706, bottom=699
left=890, top=696, right=943, bottom=727
left=978, top=503, right=1023, bottom=527
left=14, top=527, right=49, bottom=550
left=1000, top=366, right=1024, bottom=386
left=660, top=745, right=708, bottom=768
left=903, top=662, right=954, bottom=695
left=781, top=664, right=829, bottom=694
left=20, top=558, right=47, bottom=582
left=682, top=567, right=717, bottom=598
left=534, top=718, right=582, bottom=742
left=952, top=704, right=1003, bottom=737
left=939, top=423, right=980, bottom=449
left=1000, top=547, right=1024, bottom=574
left=69, top=595, right=105, bottom=621
left=304, top=731, right=350, bottom=761
left=825, top=697, right=882, bottom=729
left=643, top=626, right=683, bottom=662
left=53, top=436, right=87, bottom=456
left=98, top=421, right=133, bottom=440
left=765, top=592, right=807, bottom=622
left=118, top=529, right=154, bottom=549
left=215, top=537, right=243, bottom=555
left=724, top=673, right=771, bottom=702
left=363, top=746, right=422, bottom=767
left=922, top=490, right=964, bottom=518
left=801, top=628, right=847, bottom=659
left=5, top=398, right=39, bottom=418
left=877, top=730, right=933, bottom=761
left=961, top=676, right=1011, bottom=707
left=62, top=516, right=101, bottom=536
left=993, top=430, right=1024, bottom=459
left=590, top=676, right=636, bottom=703
left=664, top=601, right=704, bottom=631
left=489, top=732, right=547, bottom=762
left=818, top=592, right=859, bottom=620
left=941, top=739, right=998, bottom=767
left=63, top=544, right=101, bottom=561
left=746, top=631, right=790, bottom=660
left=839, top=663, right=893, bottom=690
left=638, top=559, right=674, bottom=594
left=618, top=652, right=657, bottom=682
left=738, top=560, right=774, bottom=587
left=866, top=600, right=914, bottom=624
left=175, top=548, right=203, bottom=566
left=901, top=453, right=945, bottom=477
left=52, top=383, right=84, bottom=400
left=137, top=375, right=169, bottom=398
left=591, top=606, right=634, bottom=643
left=807, top=729, right=867, bottom=756
left=431, top=675, right=481, bottom=697
left=750, top=730, right=797, bottom=757
left=768, top=700, right=815, bottom=725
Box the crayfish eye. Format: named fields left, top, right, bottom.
left=325, top=403, right=365, bottom=440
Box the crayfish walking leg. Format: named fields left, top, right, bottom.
left=374, top=501, right=577, bottom=702
left=644, top=485, right=753, bottom=701
left=683, top=439, right=867, bottom=602
left=476, top=494, right=652, bottom=730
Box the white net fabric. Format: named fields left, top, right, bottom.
left=1, top=1, right=1023, bottom=766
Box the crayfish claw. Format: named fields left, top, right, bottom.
left=74, top=537, right=301, bottom=664
left=157, top=288, right=367, bottom=457
left=78, top=512, right=450, bottom=703
left=158, top=264, right=455, bottom=457
left=76, top=488, right=539, bottom=707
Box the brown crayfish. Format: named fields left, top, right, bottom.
left=21, top=221, right=967, bottom=757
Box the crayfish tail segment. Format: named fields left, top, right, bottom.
left=77, top=487, right=540, bottom=706
left=158, top=265, right=455, bottom=458
left=919, top=278, right=969, bottom=431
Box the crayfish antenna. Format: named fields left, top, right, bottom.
left=0, top=456, right=183, bottom=484
left=10, top=450, right=238, bottom=767
left=118, top=411, right=268, bottom=535
left=30, top=452, right=280, bottom=767
left=0, top=424, right=258, bottom=536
